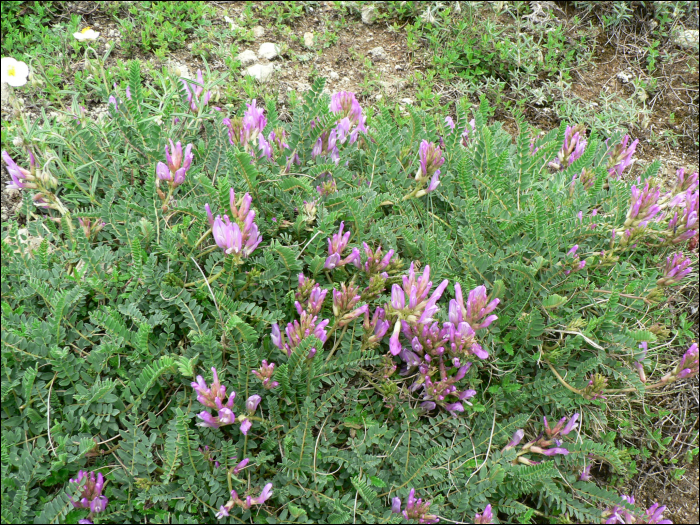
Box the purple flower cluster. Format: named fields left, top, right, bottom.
left=156, top=140, right=193, bottom=188
left=569, top=167, right=596, bottom=195
left=78, top=217, right=106, bottom=240
left=316, top=172, right=337, bottom=196
left=3, top=149, right=64, bottom=212
left=607, top=135, right=639, bottom=179
left=68, top=470, right=109, bottom=516
left=312, top=91, right=367, bottom=164
left=182, top=69, right=212, bottom=112
left=223, top=99, right=267, bottom=155
left=332, top=282, right=368, bottom=326
left=582, top=373, right=608, bottom=401
left=191, top=367, right=236, bottom=429
left=602, top=494, right=672, bottom=524
left=411, top=140, right=444, bottom=198
left=656, top=253, right=693, bottom=286
left=191, top=368, right=261, bottom=434
left=386, top=263, right=449, bottom=355
left=3, top=149, right=35, bottom=190
left=358, top=243, right=394, bottom=277
left=618, top=181, right=662, bottom=242
left=363, top=307, right=390, bottom=348
left=549, top=124, right=587, bottom=170
left=667, top=188, right=698, bottom=244
left=252, top=359, right=279, bottom=390
left=324, top=221, right=360, bottom=270
left=461, top=118, right=476, bottom=146
left=295, top=273, right=328, bottom=316
left=271, top=274, right=333, bottom=358
left=271, top=309, right=329, bottom=359
left=207, top=189, right=262, bottom=259
left=660, top=343, right=699, bottom=384
left=391, top=488, right=439, bottom=524
left=504, top=414, right=578, bottom=464
left=216, top=483, right=274, bottom=519
left=564, top=245, right=587, bottom=275
left=382, top=265, right=499, bottom=413
left=673, top=168, right=699, bottom=195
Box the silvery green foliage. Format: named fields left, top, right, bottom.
left=1, top=63, right=695, bottom=524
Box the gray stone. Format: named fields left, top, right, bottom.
left=674, top=29, right=699, bottom=50
left=236, top=50, right=257, bottom=67
left=361, top=5, right=377, bottom=25
left=242, top=63, right=275, bottom=82
left=368, top=46, right=387, bottom=60
left=329, top=70, right=339, bottom=80
left=258, top=42, right=280, bottom=60
left=253, top=26, right=265, bottom=38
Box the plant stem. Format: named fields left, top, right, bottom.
left=325, top=325, right=348, bottom=363
left=184, top=267, right=225, bottom=288
left=591, top=289, right=652, bottom=305
left=545, top=361, right=583, bottom=395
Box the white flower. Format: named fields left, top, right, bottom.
left=73, top=27, right=100, bottom=41
left=1, top=57, right=29, bottom=87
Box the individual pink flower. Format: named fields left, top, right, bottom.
left=3, top=150, right=36, bottom=190
left=607, top=135, right=639, bottom=179
left=474, top=504, right=493, bottom=524
left=182, top=69, right=212, bottom=112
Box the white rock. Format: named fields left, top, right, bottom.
left=395, top=65, right=403, bottom=71
left=329, top=70, right=339, bottom=80
left=361, top=5, right=377, bottom=25
left=1, top=82, right=10, bottom=103
left=368, top=46, right=387, bottom=60
left=224, top=16, right=239, bottom=30
left=253, top=26, right=265, bottom=38
left=168, top=61, right=192, bottom=79
left=400, top=98, right=413, bottom=105
left=237, top=50, right=258, bottom=67
left=258, top=42, right=280, bottom=60
left=674, top=29, right=699, bottom=50
left=616, top=71, right=631, bottom=84
left=303, top=32, right=314, bottom=48
left=242, top=63, right=275, bottom=83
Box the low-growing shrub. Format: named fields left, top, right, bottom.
left=1, top=61, right=697, bottom=524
